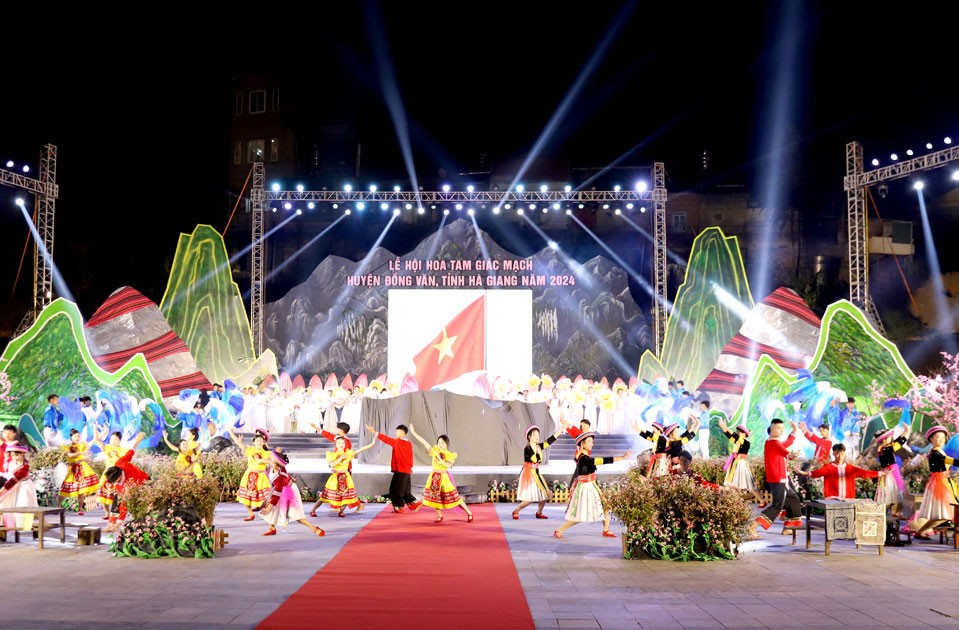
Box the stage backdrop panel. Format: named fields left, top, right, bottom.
left=359, top=391, right=553, bottom=466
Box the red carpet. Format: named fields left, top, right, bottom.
left=257, top=502, right=534, bottom=630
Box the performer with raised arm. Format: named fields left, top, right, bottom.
left=260, top=449, right=325, bottom=537
left=408, top=424, right=474, bottom=523
left=755, top=419, right=804, bottom=531
left=553, top=432, right=631, bottom=539
left=632, top=419, right=668, bottom=477
left=92, top=424, right=130, bottom=520
left=717, top=417, right=762, bottom=502
left=512, top=424, right=564, bottom=520
left=59, top=428, right=100, bottom=515
left=227, top=427, right=273, bottom=521
left=797, top=443, right=878, bottom=499
left=801, top=421, right=833, bottom=464
left=310, top=435, right=374, bottom=517
left=906, top=426, right=959, bottom=540
left=664, top=419, right=698, bottom=472
left=366, top=423, right=421, bottom=513
left=873, top=424, right=910, bottom=517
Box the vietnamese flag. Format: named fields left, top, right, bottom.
left=412, top=295, right=485, bottom=390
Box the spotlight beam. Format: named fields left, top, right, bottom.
left=468, top=214, right=498, bottom=285
left=915, top=188, right=958, bottom=353
left=258, top=214, right=346, bottom=289
left=15, top=200, right=74, bottom=304
left=618, top=213, right=687, bottom=267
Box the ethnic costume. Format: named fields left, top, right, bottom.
left=375, top=431, right=419, bottom=511
left=319, top=449, right=361, bottom=509
left=639, top=423, right=669, bottom=477
left=516, top=428, right=557, bottom=502
left=565, top=450, right=615, bottom=523
left=803, top=428, right=833, bottom=463
left=0, top=446, right=38, bottom=531
left=59, top=440, right=99, bottom=500
left=96, top=443, right=124, bottom=507
left=874, top=430, right=908, bottom=509
left=261, top=455, right=308, bottom=529
left=422, top=446, right=463, bottom=509
left=722, top=426, right=757, bottom=493
left=756, top=428, right=803, bottom=529
left=101, top=448, right=149, bottom=528
left=915, top=439, right=959, bottom=523
left=174, top=441, right=203, bottom=478
left=665, top=423, right=697, bottom=472
left=237, top=445, right=272, bottom=507
left=809, top=461, right=877, bottom=499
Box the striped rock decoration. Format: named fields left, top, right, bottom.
left=699, top=287, right=821, bottom=416
left=84, top=287, right=213, bottom=405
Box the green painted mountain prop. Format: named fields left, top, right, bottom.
left=159, top=225, right=268, bottom=384
left=0, top=299, right=168, bottom=443
left=637, top=350, right=667, bottom=385
left=730, top=300, right=917, bottom=451
left=653, top=227, right=754, bottom=391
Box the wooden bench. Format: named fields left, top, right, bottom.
left=0, top=507, right=66, bottom=549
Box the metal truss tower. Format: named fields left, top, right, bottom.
left=250, top=162, right=265, bottom=355
left=652, top=162, right=667, bottom=355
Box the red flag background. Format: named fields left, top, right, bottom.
left=412, top=295, right=485, bottom=390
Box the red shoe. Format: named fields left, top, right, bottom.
left=553, top=530, right=563, bottom=539
left=263, top=529, right=277, bottom=536
left=535, top=512, right=548, bottom=519
left=243, top=515, right=255, bottom=522
left=434, top=515, right=443, bottom=523
left=408, top=502, right=422, bottom=512
left=511, top=510, right=519, bottom=520
left=309, top=510, right=317, bottom=518
left=102, top=515, right=110, bottom=521
left=77, top=511, right=84, bottom=516
left=393, top=506, right=406, bottom=513
left=784, top=519, right=803, bottom=529
left=602, top=530, right=617, bottom=538
left=754, top=516, right=771, bottom=531
left=467, top=514, right=474, bottom=523
left=314, top=527, right=326, bottom=537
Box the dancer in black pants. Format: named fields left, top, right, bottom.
left=366, top=423, right=421, bottom=513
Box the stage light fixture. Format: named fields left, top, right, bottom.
left=296, top=209, right=303, bottom=215
left=602, top=203, right=609, bottom=210
left=529, top=203, right=536, bottom=210
left=381, top=203, right=389, bottom=210
left=296, top=184, right=304, bottom=192
left=430, top=204, right=436, bottom=209
left=945, top=137, right=953, bottom=145
left=455, top=203, right=463, bottom=211
left=927, top=142, right=934, bottom=150
left=345, top=209, right=351, bottom=215
left=564, top=185, right=572, bottom=193
left=517, top=208, right=524, bottom=215
left=493, top=206, right=501, bottom=214
left=906, top=149, right=914, bottom=156
left=640, top=206, right=647, bottom=213
left=394, top=185, right=401, bottom=192
left=405, top=203, right=412, bottom=210
left=15, top=197, right=25, bottom=207
left=504, top=203, right=512, bottom=210
left=23, top=164, right=31, bottom=173
left=878, top=183, right=889, bottom=198
left=542, top=207, right=548, bottom=214
left=565, top=209, right=572, bottom=215
left=443, top=209, right=450, bottom=216
left=417, top=207, right=425, bottom=214
left=307, top=202, right=315, bottom=210
left=578, top=203, right=584, bottom=209
left=614, top=184, right=621, bottom=192
left=467, top=208, right=475, bottom=216
left=871, top=159, right=880, bottom=166
left=615, top=209, right=621, bottom=215
left=442, top=184, right=450, bottom=192
left=635, top=181, right=648, bottom=192
left=344, top=184, right=352, bottom=192
left=890, top=153, right=898, bottom=161
left=333, top=203, right=339, bottom=209
left=952, top=170, right=959, bottom=181
left=370, top=185, right=377, bottom=192
left=467, top=185, right=474, bottom=193
left=272, top=183, right=281, bottom=192
left=516, top=184, right=524, bottom=192
left=914, top=181, right=924, bottom=191
left=626, top=203, right=634, bottom=210
left=271, top=207, right=277, bottom=213
left=548, top=240, right=559, bottom=250
left=5, top=160, right=13, bottom=168
left=540, top=184, right=548, bottom=192
left=283, top=202, right=292, bottom=210
left=356, top=202, right=366, bottom=210
left=393, top=208, right=400, bottom=216
left=552, top=203, right=560, bottom=210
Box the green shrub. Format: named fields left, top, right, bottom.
left=124, top=472, right=221, bottom=525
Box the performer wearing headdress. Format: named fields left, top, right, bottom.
left=798, top=443, right=877, bottom=499
left=717, top=418, right=762, bottom=502
left=59, top=428, right=100, bottom=514
left=1, top=423, right=22, bottom=486
left=0, top=444, right=38, bottom=532
left=633, top=421, right=669, bottom=477
left=310, top=435, right=374, bottom=517
left=873, top=424, right=910, bottom=516
left=100, top=432, right=150, bottom=533
left=553, top=432, right=631, bottom=539
left=407, top=424, right=474, bottom=523
left=664, top=420, right=699, bottom=472
left=512, top=424, right=564, bottom=519
left=227, top=427, right=273, bottom=521
left=906, top=426, right=959, bottom=540
left=260, top=449, right=325, bottom=537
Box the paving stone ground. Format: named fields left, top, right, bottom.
left=2, top=501, right=958, bottom=629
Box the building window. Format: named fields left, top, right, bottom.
left=271, top=88, right=280, bottom=111
left=247, top=139, right=265, bottom=163
left=672, top=212, right=688, bottom=232
left=235, top=92, right=243, bottom=116
left=233, top=141, right=242, bottom=165
left=249, top=90, right=266, bottom=114
left=270, top=138, right=279, bottom=162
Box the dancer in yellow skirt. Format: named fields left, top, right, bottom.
left=162, top=430, right=204, bottom=478
left=408, top=424, right=474, bottom=523
left=92, top=425, right=127, bottom=520
left=59, top=429, right=100, bottom=514
left=227, top=427, right=274, bottom=521
left=512, top=424, right=564, bottom=520
left=310, top=435, right=375, bottom=517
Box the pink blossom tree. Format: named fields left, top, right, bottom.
left=907, top=351, right=959, bottom=431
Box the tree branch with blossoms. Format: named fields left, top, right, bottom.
left=905, top=351, right=959, bottom=432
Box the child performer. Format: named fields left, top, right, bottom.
left=664, top=419, right=699, bottom=472
left=92, top=425, right=126, bottom=520
left=800, top=421, right=833, bottom=464
left=100, top=432, right=150, bottom=533
left=260, top=449, right=325, bottom=537
left=634, top=421, right=669, bottom=477
left=59, top=428, right=100, bottom=515
left=408, top=424, right=474, bottom=523
left=512, top=424, right=564, bottom=520
left=310, top=435, right=375, bottom=517
left=553, top=432, right=631, bottom=539
left=798, top=443, right=877, bottom=498
left=366, top=423, right=421, bottom=513
left=1, top=423, right=21, bottom=485
left=717, top=418, right=762, bottom=502
left=755, top=419, right=804, bottom=531
left=907, top=426, right=959, bottom=540
left=227, top=427, right=273, bottom=521
left=0, top=445, right=37, bottom=532
left=162, top=430, right=204, bottom=478
left=873, top=425, right=910, bottom=516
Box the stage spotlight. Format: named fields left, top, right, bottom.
left=945, top=137, right=953, bottom=145
left=504, top=203, right=511, bottom=210
left=552, top=203, right=560, bottom=210
left=393, top=208, right=400, bottom=216
left=430, top=204, right=436, bottom=209
left=443, top=209, right=450, bottom=216
left=602, top=203, right=609, bottom=210
left=565, top=209, right=572, bottom=215
left=914, top=181, right=924, bottom=191
left=271, top=207, right=277, bottom=213
left=927, top=142, right=934, bottom=150
left=467, top=185, right=474, bottom=193
left=467, top=208, right=474, bottom=216
left=626, top=203, right=634, bottom=210
left=394, top=185, right=401, bottom=192
left=283, top=202, right=292, bottom=210
left=578, top=203, right=584, bottom=209
left=381, top=203, right=389, bottom=210
left=517, top=208, right=524, bottom=215
left=890, top=153, right=898, bottom=161
left=272, top=183, right=281, bottom=192
left=540, top=184, right=548, bottom=192
left=871, top=159, right=880, bottom=166
left=493, top=206, right=501, bottom=214
left=640, top=206, right=647, bottom=213
left=296, top=209, right=303, bottom=215
left=20, top=165, right=29, bottom=173
left=615, top=209, right=621, bottom=215
left=332, top=203, right=339, bottom=209
left=952, top=170, right=959, bottom=181
left=345, top=209, right=352, bottom=215
left=296, top=184, right=304, bottom=192
left=370, top=185, right=377, bottom=192
left=356, top=202, right=366, bottom=210
left=405, top=203, right=412, bottom=210
left=516, top=184, right=524, bottom=192
left=635, top=181, right=648, bottom=192
left=455, top=203, right=463, bottom=211
left=906, top=149, right=914, bottom=156
left=564, top=185, right=572, bottom=193
left=442, top=184, right=450, bottom=192
left=529, top=203, right=536, bottom=210
left=15, top=197, right=25, bottom=207
left=417, top=207, right=425, bottom=214
left=547, top=240, right=559, bottom=250
left=614, top=184, right=621, bottom=192
left=5, top=160, right=13, bottom=168
left=542, top=207, right=548, bottom=214
left=344, top=184, right=352, bottom=192
left=878, top=183, right=889, bottom=198
left=307, top=202, right=315, bottom=210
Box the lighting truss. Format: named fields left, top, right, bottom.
left=845, top=142, right=959, bottom=335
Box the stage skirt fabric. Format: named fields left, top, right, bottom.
left=237, top=470, right=273, bottom=506
left=564, top=474, right=605, bottom=523
left=320, top=472, right=360, bottom=508
left=723, top=455, right=757, bottom=492
left=916, top=471, right=958, bottom=522
left=647, top=453, right=669, bottom=478
left=60, top=461, right=99, bottom=497
left=516, top=462, right=551, bottom=502
left=0, top=477, right=38, bottom=531
left=261, top=481, right=307, bottom=528
left=423, top=470, right=462, bottom=509
left=874, top=464, right=906, bottom=507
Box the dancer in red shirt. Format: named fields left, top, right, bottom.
left=801, top=422, right=833, bottom=463
left=366, top=423, right=421, bottom=513
left=799, top=443, right=877, bottom=499
left=755, top=419, right=803, bottom=531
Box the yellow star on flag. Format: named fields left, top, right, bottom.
left=431, top=327, right=457, bottom=364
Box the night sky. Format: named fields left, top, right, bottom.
left=0, top=2, right=955, bottom=332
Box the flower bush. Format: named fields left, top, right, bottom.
left=123, top=472, right=221, bottom=525
left=605, top=467, right=752, bottom=561
left=111, top=506, right=215, bottom=559
left=201, top=450, right=246, bottom=489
